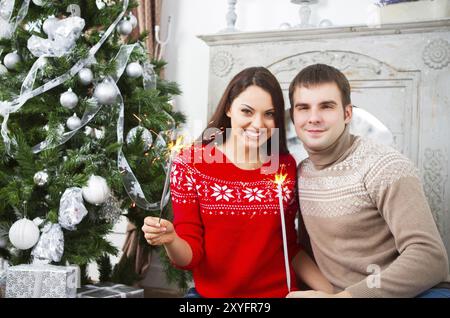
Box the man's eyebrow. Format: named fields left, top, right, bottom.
left=320, top=100, right=338, bottom=105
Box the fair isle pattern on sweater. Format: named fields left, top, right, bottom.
left=171, top=155, right=296, bottom=217
left=298, top=137, right=420, bottom=218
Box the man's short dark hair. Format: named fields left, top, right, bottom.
left=288, top=64, right=351, bottom=118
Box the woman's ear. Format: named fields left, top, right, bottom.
left=226, top=107, right=231, bottom=118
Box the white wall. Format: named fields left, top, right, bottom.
left=160, top=0, right=376, bottom=131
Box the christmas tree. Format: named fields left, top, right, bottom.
left=0, top=0, right=190, bottom=290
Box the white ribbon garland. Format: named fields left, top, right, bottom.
left=0, top=0, right=130, bottom=153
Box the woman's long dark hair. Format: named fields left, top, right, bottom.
left=201, top=67, right=289, bottom=155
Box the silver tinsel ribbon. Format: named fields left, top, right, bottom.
left=0, top=0, right=130, bottom=153
left=0, top=0, right=30, bottom=40
left=31, top=223, right=64, bottom=263
left=109, top=45, right=174, bottom=211
left=31, top=187, right=89, bottom=263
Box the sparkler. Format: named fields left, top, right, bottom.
left=158, top=135, right=184, bottom=223
left=273, top=169, right=291, bottom=292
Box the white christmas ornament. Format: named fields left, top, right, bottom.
left=128, top=13, right=138, bottom=28
left=8, top=218, right=40, bottom=250
left=42, top=16, right=59, bottom=36
left=3, top=51, right=20, bottom=70
left=33, top=170, right=49, bottom=186
left=32, top=0, right=45, bottom=6
left=66, top=113, right=82, bottom=130
left=82, top=175, right=110, bottom=205
left=126, top=62, right=143, bottom=78
left=94, top=81, right=118, bottom=105
left=78, top=68, right=93, bottom=85
left=60, top=88, right=78, bottom=109
left=117, top=20, right=133, bottom=36
left=126, top=126, right=153, bottom=151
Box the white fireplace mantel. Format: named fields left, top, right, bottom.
left=199, top=19, right=450, bottom=263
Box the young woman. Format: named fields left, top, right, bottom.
left=142, top=67, right=332, bottom=298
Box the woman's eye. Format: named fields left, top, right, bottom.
left=265, top=112, right=275, bottom=118
left=242, top=109, right=252, bottom=114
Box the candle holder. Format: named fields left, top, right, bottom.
left=291, top=0, right=319, bottom=28
left=221, top=0, right=239, bottom=33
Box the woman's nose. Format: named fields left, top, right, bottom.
left=251, top=114, right=265, bottom=128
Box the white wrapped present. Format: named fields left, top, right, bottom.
left=77, top=282, right=144, bottom=298
left=5, top=264, right=77, bottom=298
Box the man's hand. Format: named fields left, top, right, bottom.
left=286, top=290, right=352, bottom=298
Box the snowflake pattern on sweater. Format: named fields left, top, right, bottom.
left=171, top=157, right=296, bottom=216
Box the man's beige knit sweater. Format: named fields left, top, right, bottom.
left=298, top=136, right=450, bottom=297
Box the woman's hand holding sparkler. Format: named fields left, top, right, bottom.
left=142, top=216, right=193, bottom=267
left=142, top=216, right=175, bottom=246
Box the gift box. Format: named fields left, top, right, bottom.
left=5, top=264, right=77, bottom=298
left=77, top=282, right=144, bottom=298
left=0, top=272, right=6, bottom=298
left=0, top=258, right=7, bottom=298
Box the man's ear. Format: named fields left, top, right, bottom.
left=344, top=104, right=353, bottom=124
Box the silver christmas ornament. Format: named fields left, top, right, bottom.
left=99, top=195, right=122, bottom=224
left=66, top=113, right=82, bottom=130
left=33, top=170, right=49, bottom=186
left=93, top=80, right=118, bottom=105
left=3, top=51, right=21, bottom=70
left=128, top=12, right=138, bottom=28
left=117, top=20, right=133, bottom=36
left=78, top=68, right=93, bottom=85
left=60, top=88, right=78, bottom=109
left=126, top=62, right=143, bottom=78
left=42, top=16, right=59, bottom=36
left=126, top=126, right=153, bottom=151
left=32, top=0, right=45, bottom=6
left=0, top=64, right=7, bottom=75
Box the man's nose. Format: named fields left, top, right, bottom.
left=307, top=108, right=321, bottom=124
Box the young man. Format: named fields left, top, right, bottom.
left=287, top=63, right=450, bottom=298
